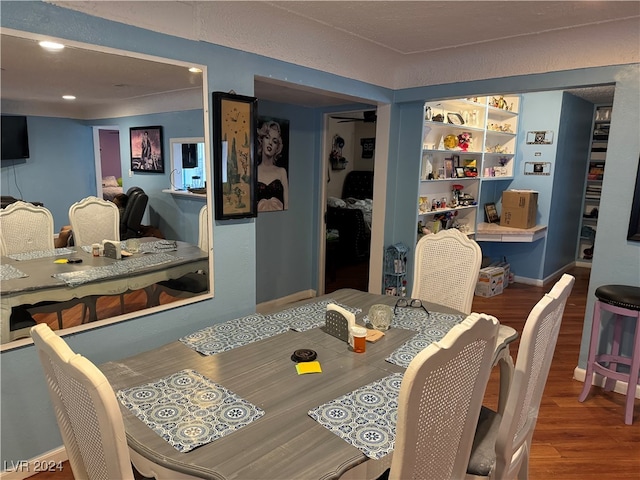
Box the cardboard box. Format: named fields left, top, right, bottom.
left=490, top=261, right=510, bottom=288
left=500, top=190, right=538, bottom=229
left=475, top=267, right=504, bottom=297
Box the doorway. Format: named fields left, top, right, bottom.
left=93, top=126, right=122, bottom=200
left=323, top=110, right=376, bottom=294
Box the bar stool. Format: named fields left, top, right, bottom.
left=578, top=285, right=640, bottom=425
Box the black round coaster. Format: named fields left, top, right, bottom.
left=291, top=349, right=317, bottom=362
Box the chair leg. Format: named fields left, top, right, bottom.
left=624, top=312, right=640, bottom=425
left=579, top=301, right=602, bottom=402
left=56, top=311, right=63, bottom=330
left=496, top=348, right=514, bottom=415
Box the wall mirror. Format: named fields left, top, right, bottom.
left=0, top=29, right=212, bottom=350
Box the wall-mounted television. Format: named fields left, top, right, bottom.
left=1, top=115, right=30, bottom=161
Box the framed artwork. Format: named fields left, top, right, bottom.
left=130, top=126, right=164, bottom=173
left=627, top=157, right=640, bottom=242
left=526, top=130, right=554, bottom=144
left=257, top=116, right=290, bottom=212
left=455, top=167, right=466, bottom=178
left=212, top=91, right=258, bottom=220
left=484, top=203, right=500, bottom=223
left=444, top=158, right=455, bottom=178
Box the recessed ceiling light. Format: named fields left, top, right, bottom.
left=39, top=40, right=65, bottom=51
left=62, top=95, right=76, bottom=100
left=188, top=67, right=202, bottom=73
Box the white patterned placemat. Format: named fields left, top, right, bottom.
left=180, top=314, right=290, bottom=355
left=263, top=299, right=362, bottom=332
left=7, top=247, right=75, bottom=261
left=0, top=264, right=28, bottom=280
left=117, top=369, right=264, bottom=453
left=308, top=373, right=403, bottom=460
left=52, top=253, right=178, bottom=286
left=382, top=311, right=465, bottom=368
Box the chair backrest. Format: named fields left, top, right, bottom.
left=30, top=324, right=134, bottom=480
left=69, top=196, right=119, bottom=247
left=411, top=229, right=482, bottom=314
left=198, top=204, right=209, bottom=251
left=389, top=312, right=499, bottom=480
left=120, top=187, right=148, bottom=240
left=494, top=273, right=575, bottom=478
left=0, top=200, right=55, bottom=256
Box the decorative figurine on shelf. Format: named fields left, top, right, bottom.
left=457, top=132, right=471, bottom=151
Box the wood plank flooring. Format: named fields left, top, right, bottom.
left=30, top=266, right=640, bottom=479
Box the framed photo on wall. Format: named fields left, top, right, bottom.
left=130, top=126, right=164, bottom=173
left=257, top=116, right=290, bottom=212
left=212, top=91, right=258, bottom=220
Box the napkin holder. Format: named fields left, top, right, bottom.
left=102, top=239, right=121, bottom=260
left=323, top=303, right=355, bottom=343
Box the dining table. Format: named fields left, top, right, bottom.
left=0, top=238, right=208, bottom=344
left=99, top=289, right=473, bottom=480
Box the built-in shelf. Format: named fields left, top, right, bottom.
left=162, top=189, right=207, bottom=200
left=475, top=223, right=547, bottom=243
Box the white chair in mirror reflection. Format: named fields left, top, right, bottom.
left=0, top=201, right=82, bottom=338
left=146, top=205, right=209, bottom=307
left=466, top=273, right=575, bottom=479
left=412, top=228, right=518, bottom=414
left=380, top=313, right=500, bottom=480
left=68, top=196, right=120, bottom=247
left=31, top=324, right=199, bottom=480
left=68, top=196, right=124, bottom=319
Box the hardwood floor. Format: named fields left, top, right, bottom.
left=30, top=266, right=640, bottom=479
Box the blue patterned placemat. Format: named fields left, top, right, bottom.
left=0, top=264, right=28, bottom=280
left=308, top=373, right=403, bottom=460
left=52, top=253, right=178, bottom=286
left=263, top=299, right=362, bottom=332
left=8, top=247, right=75, bottom=261
left=180, top=314, right=290, bottom=355
left=117, top=369, right=264, bottom=453
left=382, top=310, right=465, bottom=368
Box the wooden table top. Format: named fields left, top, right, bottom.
left=100, top=289, right=460, bottom=480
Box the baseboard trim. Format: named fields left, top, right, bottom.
left=573, top=366, right=640, bottom=399
left=1, top=447, right=67, bottom=480
left=256, top=289, right=316, bottom=315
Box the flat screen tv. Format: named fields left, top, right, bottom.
left=1, top=115, right=30, bottom=160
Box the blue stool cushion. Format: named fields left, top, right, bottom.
left=595, top=285, right=640, bottom=311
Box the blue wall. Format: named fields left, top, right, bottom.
left=1, top=0, right=639, bottom=466
left=255, top=100, right=319, bottom=303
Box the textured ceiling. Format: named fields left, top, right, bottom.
left=4, top=1, right=635, bottom=113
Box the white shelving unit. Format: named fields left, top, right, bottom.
left=576, top=105, right=611, bottom=266
left=418, top=95, right=520, bottom=237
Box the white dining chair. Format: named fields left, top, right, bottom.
left=466, top=273, right=575, bottom=479
left=382, top=312, right=500, bottom=480
left=31, top=324, right=200, bottom=480
left=411, top=228, right=518, bottom=414
left=68, top=196, right=120, bottom=247
left=0, top=201, right=82, bottom=338
left=146, top=205, right=209, bottom=307
left=68, top=196, right=124, bottom=319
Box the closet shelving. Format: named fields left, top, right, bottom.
left=577, top=104, right=611, bottom=266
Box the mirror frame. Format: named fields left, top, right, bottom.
left=0, top=29, right=213, bottom=351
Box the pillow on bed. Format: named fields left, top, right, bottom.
left=102, top=175, right=119, bottom=187
left=327, top=197, right=347, bottom=208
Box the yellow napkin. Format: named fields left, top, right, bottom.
left=295, top=361, right=322, bottom=375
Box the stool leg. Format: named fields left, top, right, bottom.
left=624, top=312, right=640, bottom=425
left=604, top=314, right=623, bottom=392
left=579, top=301, right=602, bottom=402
